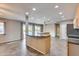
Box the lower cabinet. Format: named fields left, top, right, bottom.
left=26, top=36, right=50, bottom=54
left=68, top=43, right=79, bottom=56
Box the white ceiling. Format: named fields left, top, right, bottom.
left=0, top=3, right=78, bottom=24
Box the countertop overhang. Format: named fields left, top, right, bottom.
left=26, top=32, right=50, bottom=38
left=68, top=38, right=79, bottom=45
left=26, top=34, right=50, bottom=37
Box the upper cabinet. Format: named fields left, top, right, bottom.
left=73, top=5, right=79, bottom=29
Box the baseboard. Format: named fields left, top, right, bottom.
left=0, top=39, right=21, bottom=44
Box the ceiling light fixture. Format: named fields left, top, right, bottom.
left=32, top=8, right=36, bottom=11
left=48, top=19, right=50, bottom=21
left=59, top=12, right=63, bottom=15
left=25, top=12, right=29, bottom=15
left=54, top=5, right=59, bottom=8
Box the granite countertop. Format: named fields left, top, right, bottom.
left=26, top=33, right=50, bottom=37
left=68, top=38, right=79, bottom=45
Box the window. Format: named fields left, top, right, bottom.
left=0, top=22, right=5, bottom=34
left=28, top=23, right=43, bottom=35
left=35, top=25, right=41, bottom=35
left=28, top=24, right=33, bottom=35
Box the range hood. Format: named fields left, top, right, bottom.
left=73, top=5, right=79, bottom=29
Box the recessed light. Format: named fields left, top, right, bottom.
left=32, top=8, right=36, bottom=11
left=48, top=19, right=50, bottom=21
left=54, top=5, right=59, bottom=8
left=25, top=12, right=29, bottom=15
left=59, top=12, right=63, bottom=15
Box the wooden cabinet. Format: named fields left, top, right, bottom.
left=73, top=5, right=79, bottom=29
left=26, top=36, right=50, bottom=54
left=68, top=43, right=79, bottom=56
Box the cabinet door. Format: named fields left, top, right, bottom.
left=34, top=37, right=50, bottom=54
left=68, top=43, right=79, bottom=56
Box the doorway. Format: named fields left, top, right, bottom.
left=55, top=23, right=60, bottom=38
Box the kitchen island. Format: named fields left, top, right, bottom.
left=26, top=33, right=51, bottom=54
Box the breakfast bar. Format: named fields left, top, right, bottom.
left=26, top=33, right=51, bottom=54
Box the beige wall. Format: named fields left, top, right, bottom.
left=0, top=18, right=22, bottom=43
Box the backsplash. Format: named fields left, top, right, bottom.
left=67, top=24, right=79, bottom=38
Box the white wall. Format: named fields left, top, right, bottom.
left=60, top=20, right=73, bottom=39
left=43, top=23, right=55, bottom=37
left=0, top=19, right=22, bottom=43
left=43, top=20, right=73, bottom=39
